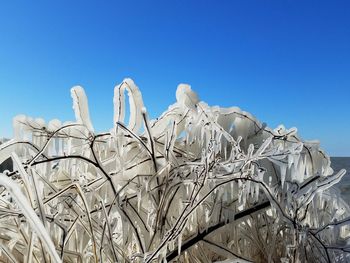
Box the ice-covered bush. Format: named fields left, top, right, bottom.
left=0, top=78, right=349, bottom=262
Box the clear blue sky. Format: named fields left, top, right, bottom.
left=0, top=1, right=349, bottom=156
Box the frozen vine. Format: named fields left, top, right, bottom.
left=0, top=78, right=349, bottom=262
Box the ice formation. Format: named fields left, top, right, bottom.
left=0, top=78, right=349, bottom=262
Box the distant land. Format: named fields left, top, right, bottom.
left=331, top=157, right=350, bottom=204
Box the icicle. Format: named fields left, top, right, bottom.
left=280, top=164, right=287, bottom=188
left=205, top=208, right=210, bottom=224
left=178, top=233, right=182, bottom=256
left=137, top=190, right=142, bottom=212
left=230, top=182, right=234, bottom=199
left=186, top=184, right=190, bottom=196
left=288, top=154, right=294, bottom=169
left=254, top=183, right=260, bottom=201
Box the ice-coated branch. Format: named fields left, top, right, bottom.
left=71, top=86, right=94, bottom=132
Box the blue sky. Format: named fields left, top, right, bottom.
left=0, top=1, right=349, bottom=156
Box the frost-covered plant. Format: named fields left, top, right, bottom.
left=0, top=78, right=349, bottom=263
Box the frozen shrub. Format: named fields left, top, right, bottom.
left=0, top=78, right=349, bottom=262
